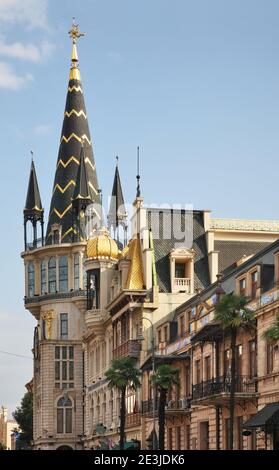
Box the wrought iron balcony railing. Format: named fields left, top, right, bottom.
left=192, top=375, right=257, bottom=400
left=142, top=396, right=191, bottom=414
left=113, top=339, right=141, bottom=359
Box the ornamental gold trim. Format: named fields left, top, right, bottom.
left=88, top=181, right=98, bottom=196
left=57, top=156, right=79, bottom=168
left=68, top=85, right=83, bottom=93
left=53, top=204, right=72, bottom=219
left=53, top=180, right=75, bottom=194
left=41, top=310, right=54, bottom=340
left=56, top=156, right=95, bottom=171
left=61, top=133, right=91, bottom=145
left=61, top=227, right=77, bottom=241
left=65, top=109, right=87, bottom=119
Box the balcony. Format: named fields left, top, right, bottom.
left=174, top=278, right=191, bottom=293
left=126, top=413, right=141, bottom=428
left=113, top=340, right=140, bottom=359
left=192, top=375, right=257, bottom=405
left=142, top=396, right=191, bottom=416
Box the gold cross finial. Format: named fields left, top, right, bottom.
left=68, top=18, right=85, bottom=44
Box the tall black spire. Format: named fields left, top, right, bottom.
left=46, top=21, right=100, bottom=244
left=24, top=158, right=44, bottom=250
left=108, top=157, right=127, bottom=244
left=72, top=142, right=92, bottom=240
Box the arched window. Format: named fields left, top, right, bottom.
left=28, top=262, right=35, bottom=297
left=57, top=396, right=73, bottom=434
left=59, top=256, right=68, bottom=293
left=48, top=257, right=56, bottom=293
left=41, top=260, right=47, bottom=294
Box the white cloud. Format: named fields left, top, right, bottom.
left=0, top=62, right=33, bottom=90
left=0, top=38, right=55, bottom=62
left=0, top=0, right=48, bottom=30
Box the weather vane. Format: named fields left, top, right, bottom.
left=68, top=17, right=85, bottom=43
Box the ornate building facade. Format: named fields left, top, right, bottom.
left=22, top=26, right=279, bottom=450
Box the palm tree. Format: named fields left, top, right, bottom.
left=215, top=293, right=255, bottom=450
left=105, top=357, right=141, bottom=450
left=263, top=315, right=279, bottom=343
left=151, top=364, right=179, bottom=450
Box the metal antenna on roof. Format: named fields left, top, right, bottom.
left=136, top=146, right=141, bottom=198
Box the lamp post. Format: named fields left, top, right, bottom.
left=137, top=316, right=157, bottom=450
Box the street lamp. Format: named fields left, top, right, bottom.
left=137, top=316, right=157, bottom=450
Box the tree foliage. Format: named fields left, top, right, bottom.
left=13, top=392, right=33, bottom=448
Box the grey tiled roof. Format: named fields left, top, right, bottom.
left=215, top=240, right=271, bottom=274
left=147, top=209, right=210, bottom=293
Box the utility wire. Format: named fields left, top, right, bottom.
left=0, top=350, right=32, bottom=360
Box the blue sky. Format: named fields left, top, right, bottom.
left=0, top=0, right=279, bottom=415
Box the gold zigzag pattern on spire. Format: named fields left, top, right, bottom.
left=68, top=85, right=83, bottom=93
left=57, top=156, right=79, bottom=168
left=88, top=181, right=98, bottom=195
left=56, top=156, right=95, bottom=171
left=52, top=204, right=72, bottom=219
left=61, top=133, right=91, bottom=145
left=61, top=227, right=77, bottom=241
left=65, top=109, right=87, bottom=119
left=53, top=180, right=75, bottom=194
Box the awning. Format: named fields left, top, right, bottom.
left=243, top=403, right=279, bottom=429
left=140, top=353, right=190, bottom=371
left=191, top=321, right=223, bottom=344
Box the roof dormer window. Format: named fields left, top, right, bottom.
left=170, top=248, right=194, bottom=294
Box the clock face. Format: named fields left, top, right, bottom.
left=34, top=326, right=39, bottom=360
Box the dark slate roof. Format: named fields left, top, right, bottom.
left=24, top=160, right=43, bottom=214
left=108, top=163, right=126, bottom=229
left=216, top=240, right=271, bottom=274
left=72, top=143, right=91, bottom=201
left=46, top=56, right=100, bottom=243
left=147, top=209, right=210, bottom=293
left=243, top=403, right=279, bottom=428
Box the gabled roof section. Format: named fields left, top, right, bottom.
left=24, top=160, right=43, bottom=214
left=124, top=236, right=145, bottom=290
left=72, top=143, right=91, bottom=201
left=108, top=160, right=126, bottom=229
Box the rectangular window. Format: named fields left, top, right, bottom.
left=185, top=365, right=191, bottom=397
left=158, top=329, right=162, bottom=344
left=176, top=426, right=181, bottom=450
left=204, top=356, right=211, bottom=381
left=225, top=418, right=231, bottom=450
left=168, top=428, right=173, bottom=450
left=164, top=325, right=168, bottom=342
left=196, top=359, right=201, bottom=384
left=65, top=408, right=72, bottom=434
left=267, top=343, right=274, bottom=374
left=41, top=260, right=47, bottom=294
left=249, top=340, right=257, bottom=378
left=59, top=256, right=68, bottom=293
left=224, top=349, right=230, bottom=376
left=60, top=313, right=68, bottom=340
left=239, top=278, right=246, bottom=296
left=236, top=345, right=243, bottom=376
left=175, top=263, right=185, bottom=278
left=57, top=408, right=63, bottom=434
left=179, top=315, right=185, bottom=336
left=74, top=253, right=80, bottom=290
left=185, top=424, right=190, bottom=450
left=251, top=271, right=258, bottom=299
left=54, top=346, right=75, bottom=389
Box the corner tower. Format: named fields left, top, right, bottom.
left=46, top=21, right=100, bottom=244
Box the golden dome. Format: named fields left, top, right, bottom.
left=87, top=230, right=119, bottom=261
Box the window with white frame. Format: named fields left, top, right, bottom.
left=55, top=346, right=74, bottom=389
left=28, top=261, right=35, bottom=297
